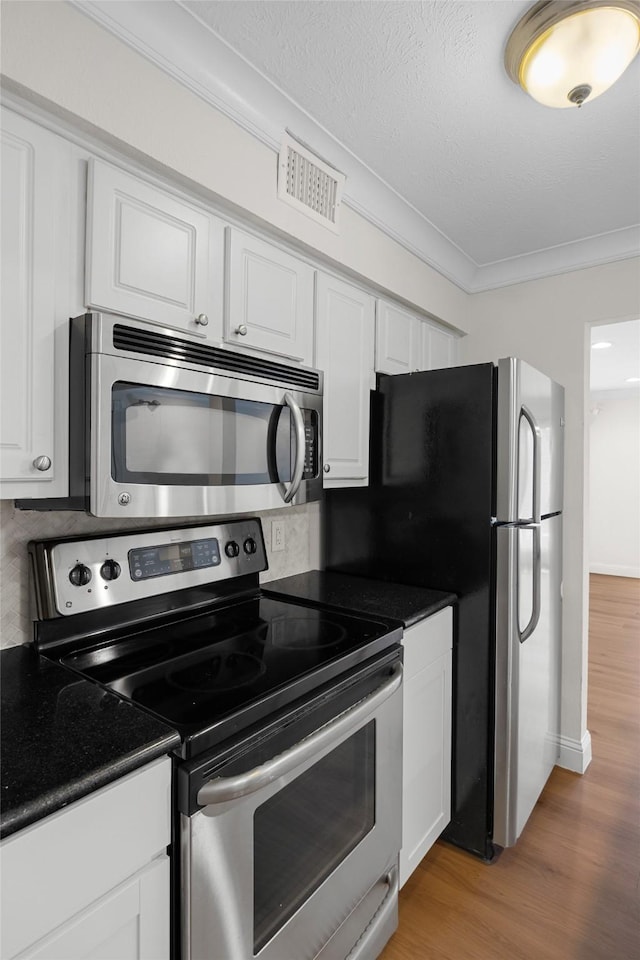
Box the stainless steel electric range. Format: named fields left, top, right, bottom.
left=29, top=518, right=403, bottom=960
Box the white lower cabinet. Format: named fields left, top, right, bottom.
left=315, top=273, right=375, bottom=485
left=17, top=858, right=169, bottom=960
left=0, top=759, right=171, bottom=960
left=400, top=607, right=453, bottom=888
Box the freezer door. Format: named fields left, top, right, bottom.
left=493, top=514, right=562, bottom=848
left=496, top=358, right=564, bottom=522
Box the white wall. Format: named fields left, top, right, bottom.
left=462, top=260, right=640, bottom=772
left=589, top=396, right=640, bottom=578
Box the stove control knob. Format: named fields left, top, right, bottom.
left=243, top=537, right=257, bottom=555
left=69, top=564, right=92, bottom=587
left=225, top=540, right=240, bottom=558
left=100, top=559, right=121, bottom=581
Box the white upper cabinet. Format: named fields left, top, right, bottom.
left=0, top=109, right=71, bottom=495
left=224, top=228, right=314, bottom=365
left=315, top=273, right=375, bottom=485
left=375, top=301, right=421, bottom=375
left=86, top=159, right=224, bottom=339
left=376, top=298, right=458, bottom=375
left=420, top=320, right=459, bottom=370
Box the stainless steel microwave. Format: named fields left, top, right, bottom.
left=66, top=313, right=323, bottom=518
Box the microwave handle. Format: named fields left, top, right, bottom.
left=197, top=662, right=403, bottom=806
left=283, top=392, right=306, bottom=504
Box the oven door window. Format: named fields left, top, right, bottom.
left=253, top=722, right=376, bottom=953
left=111, top=382, right=292, bottom=485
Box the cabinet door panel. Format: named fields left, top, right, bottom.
left=0, top=111, right=68, bottom=489
left=375, top=300, right=419, bottom=375
left=87, top=159, right=223, bottom=338
left=400, top=609, right=453, bottom=888
left=421, top=322, right=458, bottom=370
left=0, top=759, right=171, bottom=959
left=316, top=274, right=375, bottom=483
left=18, top=858, right=170, bottom=960
left=225, top=228, right=314, bottom=364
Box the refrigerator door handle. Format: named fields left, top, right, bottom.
left=518, top=522, right=541, bottom=643
left=520, top=404, right=542, bottom=523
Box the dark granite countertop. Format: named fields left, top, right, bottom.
left=263, top=570, right=456, bottom=629
left=1, top=645, right=180, bottom=840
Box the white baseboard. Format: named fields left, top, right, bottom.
left=558, top=731, right=592, bottom=774
left=589, top=562, right=640, bottom=578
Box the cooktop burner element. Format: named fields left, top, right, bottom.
left=270, top=617, right=347, bottom=650
left=168, top=651, right=268, bottom=693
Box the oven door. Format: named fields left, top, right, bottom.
left=180, top=654, right=402, bottom=960
left=87, top=353, right=322, bottom=517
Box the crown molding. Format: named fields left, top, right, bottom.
left=469, top=224, right=640, bottom=292
left=71, top=0, right=640, bottom=294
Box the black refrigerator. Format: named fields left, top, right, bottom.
left=325, top=360, right=564, bottom=861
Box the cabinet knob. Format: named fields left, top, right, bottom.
left=235, top=324, right=248, bottom=336
left=33, top=456, right=52, bottom=472
left=195, top=313, right=209, bottom=327
left=323, top=463, right=331, bottom=473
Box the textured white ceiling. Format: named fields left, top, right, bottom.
left=183, top=0, right=640, bottom=267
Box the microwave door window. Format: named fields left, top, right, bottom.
left=111, top=383, right=292, bottom=485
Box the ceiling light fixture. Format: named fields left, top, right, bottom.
left=505, top=1, right=640, bottom=108
left=591, top=340, right=613, bottom=348
left=625, top=376, right=640, bottom=382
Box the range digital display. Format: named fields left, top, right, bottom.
left=128, top=537, right=221, bottom=580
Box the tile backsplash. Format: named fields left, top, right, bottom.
left=0, top=499, right=321, bottom=649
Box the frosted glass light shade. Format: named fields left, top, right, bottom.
left=505, top=2, right=640, bottom=108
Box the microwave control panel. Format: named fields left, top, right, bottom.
left=303, top=410, right=319, bottom=479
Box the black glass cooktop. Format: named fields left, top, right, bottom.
left=60, top=595, right=397, bottom=758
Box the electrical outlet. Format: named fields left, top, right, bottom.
left=271, top=520, right=285, bottom=553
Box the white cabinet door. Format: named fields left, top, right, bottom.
left=400, top=607, right=453, bottom=888
left=86, top=159, right=224, bottom=338
left=375, top=300, right=421, bottom=375
left=377, top=299, right=458, bottom=375
left=17, top=858, right=170, bottom=960
left=419, top=320, right=459, bottom=371
left=0, top=109, right=71, bottom=494
left=224, top=228, right=314, bottom=364
left=315, top=274, right=375, bottom=485
left=1, top=759, right=171, bottom=960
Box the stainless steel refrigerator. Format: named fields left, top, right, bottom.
left=325, top=358, right=564, bottom=861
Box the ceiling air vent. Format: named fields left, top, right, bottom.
left=278, top=133, right=345, bottom=233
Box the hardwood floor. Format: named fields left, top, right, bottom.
left=380, top=574, right=640, bottom=960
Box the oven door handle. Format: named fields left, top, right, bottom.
left=282, top=391, right=305, bottom=504
left=197, top=661, right=403, bottom=806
